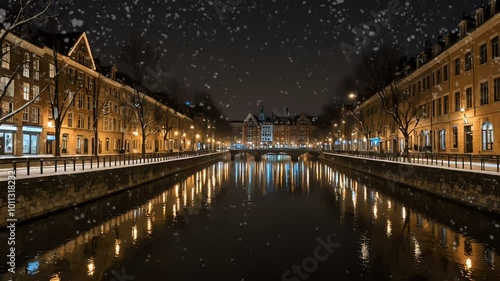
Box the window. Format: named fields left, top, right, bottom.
left=455, top=92, right=461, bottom=111
left=87, top=116, right=92, bottom=129
left=439, top=129, right=446, bottom=150
left=437, top=98, right=442, bottom=116
left=49, top=63, right=55, bottom=78
left=493, top=36, right=499, bottom=59
left=33, top=58, right=39, bottom=80
left=22, top=108, right=29, bottom=122
left=104, top=116, right=109, bottom=130
left=466, top=88, right=473, bottom=108
left=432, top=100, right=436, bottom=118
left=426, top=75, right=430, bottom=89
left=106, top=138, right=110, bottom=151
left=23, top=53, right=30, bottom=78
left=86, top=94, right=91, bottom=110
left=68, top=68, right=75, bottom=84
left=482, top=122, right=494, bottom=151
left=78, top=114, right=84, bottom=128
left=32, top=85, right=40, bottom=102
left=62, top=134, right=68, bottom=153
left=480, top=81, right=489, bottom=105
left=1, top=43, right=10, bottom=69
left=86, top=75, right=93, bottom=90
left=68, top=112, right=73, bottom=127
left=23, top=82, right=30, bottom=100
left=480, top=44, right=488, bottom=64
left=495, top=78, right=500, bottom=102
left=443, top=95, right=449, bottom=114
left=443, top=64, right=448, bottom=81
left=436, top=70, right=441, bottom=84
left=452, top=125, right=458, bottom=149
left=2, top=102, right=13, bottom=122
left=31, top=107, right=39, bottom=123
left=103, top=101, right=110, bottom=113
left=465, top=52, right=472, bottom=71
left=78, top=93, right=84, bottom=109
left=77, top=72, right=84, bottom=86
left=0, top=77, right=14, bottom=97
left=454, top=58, right=461, bottom=75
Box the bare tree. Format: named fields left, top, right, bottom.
left=357, top=46, right=421, bottom=160
left=120, top=34, right=165, bottom=156
left=87, top=74, right=122, bottom=155
left=48, top=46, right=81, bottom=156
left=0, top=0, right=55, bottom=123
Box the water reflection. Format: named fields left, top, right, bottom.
left=1, top=159, right=499, bottom=281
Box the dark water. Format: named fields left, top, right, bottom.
left=1, top=156, right=500, bottom=281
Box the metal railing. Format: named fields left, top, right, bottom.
left=0, top=150, right=219, bottom=177
left=327, top=151, right=500, bottom=173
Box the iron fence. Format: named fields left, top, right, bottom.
left=328, top=151, right=500, bottom=173
left=0, top=150, right=219, bottom=177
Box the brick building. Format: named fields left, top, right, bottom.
left=0, top=30, right=194, bottom=156
left=343, top=1, right=500, bottom=155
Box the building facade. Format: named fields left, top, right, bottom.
left=0, top=30, right=195, bottom=156
left=241, top=109, right=316, bottom=148
left=343, top=1, right=500, bottom=155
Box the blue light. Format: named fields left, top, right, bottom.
left=26, top=260, right=40, bottom=275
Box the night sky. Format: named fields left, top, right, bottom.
left=54, top=0, right=480, bottom=119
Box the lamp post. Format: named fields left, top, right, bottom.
left=190, top=125, right=195, bottom=151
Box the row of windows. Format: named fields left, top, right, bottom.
left=424, top=78, right=500, bottom=118
left=21, top=107, right=39, bottom=123
left=425, top=122, right=494, bottom=152
left=411, top=36, right=500, bottom=95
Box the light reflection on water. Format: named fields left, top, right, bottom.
left=2, top=158, right=499, bottom=281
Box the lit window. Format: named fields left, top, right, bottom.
left=23, top=82, right=30, bottom=100
left=482, top=122, right=494, bottom=151
left=67, top=112, right=73, bottom=127
left=33, top=58, right=39, bottom=80
left=1, top=43, right=10, bottom=69
left=32, top=85, right=40, bottom=102
left=31, top=107, right=39, bottom=123
left=0, top=77, right=14, bottom=97
left=22, top=108, right=29, bottom=122
left=49, top=63, right=55, bottom=78
left=439, top=129, right=446, bottom=150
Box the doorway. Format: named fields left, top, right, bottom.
left=464, top=126, right=473, bottom=153
left=84, top=138, right=89, bottom=154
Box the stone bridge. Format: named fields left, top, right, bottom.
left=228, top=148, right=322, bottom=162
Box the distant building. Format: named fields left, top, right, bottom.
left=241, top=105, right=316, bottom=147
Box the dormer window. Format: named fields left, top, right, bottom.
left=491, top=0, right=497, bottom=15
left=476, top=8, right=485, bottom=25
left=459, top=21, right=468, bottom=37
left=444, top=36, right=451, bottom=48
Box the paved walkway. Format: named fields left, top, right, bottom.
left=327, top=152, right=500, bottom=174
left=0, top=152, right=221, bottom=180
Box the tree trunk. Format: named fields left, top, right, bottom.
left=93, top=125, right=99, bottom=156
left=54, top=120, right=61, bottom=156
left=141, top=129, right=147, bottom=157
left=404, top=135, right=410, bottom=163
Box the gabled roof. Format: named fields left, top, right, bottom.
left=243, top=113, right=259, bottom=124
left=37, top=31, right=96, bottom=70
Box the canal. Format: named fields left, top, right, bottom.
left=1, top=156, right=499, bottom=281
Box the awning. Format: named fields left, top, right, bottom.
left=0, top=124, right=18, bottom=131
left=23, top=126, right=43, bottom=133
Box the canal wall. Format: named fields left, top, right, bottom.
left=0, top=152, right=226, bottom=227
left=322, top=153, right=500, bottom=214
